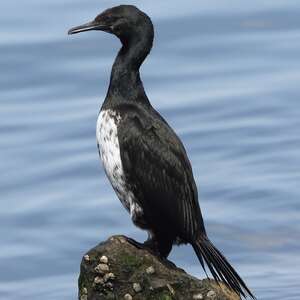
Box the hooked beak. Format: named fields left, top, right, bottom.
left=68, top=20, right=110, bottom=35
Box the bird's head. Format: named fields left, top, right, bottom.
left=68, top=5, right=153, bottom=46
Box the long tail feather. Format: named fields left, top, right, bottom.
left=192, top=236, right=256, bottom=299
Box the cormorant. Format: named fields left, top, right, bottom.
left=68, top=5, right=255, bottom=299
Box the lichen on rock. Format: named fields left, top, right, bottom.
left=78, top=235, right=240, bottom=300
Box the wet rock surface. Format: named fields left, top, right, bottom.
left=78, top=235, right=240, bottom=300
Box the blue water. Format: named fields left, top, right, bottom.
left=1, top=1, right=300, bottom=299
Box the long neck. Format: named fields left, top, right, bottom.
left=105, top=33, right=153, bottom=106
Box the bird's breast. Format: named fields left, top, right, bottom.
left=96, top=109, right=134, bottom=212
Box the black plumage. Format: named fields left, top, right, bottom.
left=68, top=5, right=255, bottom=299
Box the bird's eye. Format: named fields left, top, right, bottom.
left=103, top=15, right=116, bottom=23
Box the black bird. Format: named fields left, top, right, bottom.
left=68, top=5, right=255, bottom=299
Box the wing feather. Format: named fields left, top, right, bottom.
left=118, top=107, right=205, bottom=239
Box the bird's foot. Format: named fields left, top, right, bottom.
left=143, top=239, right=178, bottom=270
left=124, top=236, right=145, bottom=249
left=158, top=256, right=178, bottom=270
left=125, top=237, right=161, bottom=254
left=124, top=236, right=178, bottom=270
left=125, top=237, right=160, bottom=257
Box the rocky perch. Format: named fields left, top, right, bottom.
left=78, top=235, right=240, bottom=300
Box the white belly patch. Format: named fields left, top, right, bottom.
left=96, top=109, right=142, bottom=220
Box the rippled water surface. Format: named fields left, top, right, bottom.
left=1, top=1, right=300, bottom=299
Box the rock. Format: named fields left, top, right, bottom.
left=207, top=290, right=217, bottom=299
left=83, top=255, right=90, bottom=262
left=78, top=235, right=241, bottom=300
left=100, top=255, right=109, bottom=264
left=146, top=265, right=155, bottom=275
left=94, top=263, right=109, bottom=274
left=133, top=282, right=142, bottom=293
left=167, top=283, right=175, bottom=295
left=106, top=282, right=113, bottom=289
left=103, top=272, right=115, bottom=282
left=124, top=294, right=133, bottom=300
left=93, top=276, right=103, bottom=285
